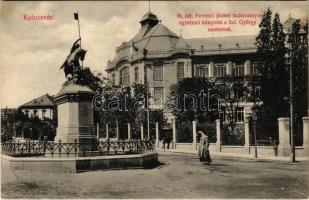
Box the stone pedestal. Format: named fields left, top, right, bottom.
left=172, top=119, right=177, bottom=149
left=54, top=82, right=95, bottom=144
left=127, top=123, right=131, bottom=140
left=278, top=117, right=291, bottom=157
left=141, top=125, right=144, bottom=140
left=215, top=119, right=221, bottom=152
left=192, top=121, right=197, bottom=149
left=155, top=122, right=159, bottom=147
left=244, top=117, right=250, bottom=152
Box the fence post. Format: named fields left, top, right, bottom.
left=303, top=117, right=309, bottom=156
left=244, top=117, right=250, bottom=153
left=141, top=125, right=144, bottom=140
left=155, top=122, right=159, bottom=148
left=128, top=123, right=131, bottom=140
left=116, top=121, right=119, bottom=140
left=172, top=118, right=176, bottom=149
left=74, top=139, right=77, bottom=157
left=106, top=124, right=109, bottom=139
left=215, top=119, right=221, bottom=152
left=278, top=117, right=290, bottom=157
left=107, top=137, right=110, bottom=155
left=58, top=139, right=62, bottom=158
left=96, top=123, right=100, bottom=141
left=192, top=120, right=197, bottom=149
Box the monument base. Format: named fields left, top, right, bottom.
left=54, top=82, right=96, bottom=145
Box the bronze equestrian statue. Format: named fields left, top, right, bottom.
left=60, top=38, right=87, bottom=80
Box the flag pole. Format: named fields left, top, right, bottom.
left=77, top=11, right=81, bottom=48
left=75, top=11, right=83, bottom=68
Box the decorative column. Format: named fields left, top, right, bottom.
left=172, top=119, right=177, bottom=149
left=244, top=117, right=250, bottom=152
left=303, top=117, right=309, bottom=155
left=155, top=122, right=159, bottom=147
left=226, top=61, right=232, bottom=76
left=278, top=117, right=290, bottom=157
left=209, top=62, right=215, bottom=78
left=105, top=124, right=109, bottom=139
left=141, top=125, right=144, bottom=140
left=244, top=60, right=251, bottom=76
left=215, top=119, right=221, bottom=152
left=127, top=123, right=131, bottom=140
left=192, top=121, right=197, bottom=149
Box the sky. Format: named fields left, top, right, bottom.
left=0, top=1, right=307, bottom=108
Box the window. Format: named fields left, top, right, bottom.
left=232, top=63, right=245, bottom=77
left=196, top=64, right=209, bottom=77
left=112, top=74, right=115, bottom=85
left=33, top=110, right=37, bottom=117
left=154, top=87, right=164, bottom=106
left=153, top=65, right=163, bottom=81
left=42, top=109, right=46, bottom=118
left=134, top=67, right=139, bottom=83
left=120, top=67, right=130, bottom=85
left=252, top=63, right=259, bottom=75
left=214, top=64, right=226, bottom=77
left=177, top=62, right=185, bottom=81
left=236, top=107, right=244, bottom=122
left=25, top=110, right=29, bottom=117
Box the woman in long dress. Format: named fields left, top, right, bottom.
left=197, top=131, right=212, bottom=164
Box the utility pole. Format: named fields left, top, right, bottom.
left=146, top=74, right=150, bottom=140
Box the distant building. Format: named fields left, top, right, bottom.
left=19, top=94, right=56, bottom=120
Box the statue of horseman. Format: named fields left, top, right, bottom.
left=60, top=38, right=87, bottom=80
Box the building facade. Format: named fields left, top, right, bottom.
left=105, top=12, right=303, bottom=124
left=19, top=94, right=56, bottom=120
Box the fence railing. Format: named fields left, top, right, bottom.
left=1, top=139, right=156, bottom=158
left=256, top=139, right=278, bottom=147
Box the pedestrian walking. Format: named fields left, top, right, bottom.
left=198, top=131, right=212, bottom=165
left=162, top=134, right=166, bottom=150
left=166, top=134, right=171, bottom=149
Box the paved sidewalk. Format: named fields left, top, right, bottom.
left=156, top=148, right=309, bottom=161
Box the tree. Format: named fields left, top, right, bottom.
left=255, top=9, right=289, bottom=140
left=168, top=77, right=216, bottom=123
left=214, top=77, right=249, bottom=133
left=76, top=67, right=105, bottom=93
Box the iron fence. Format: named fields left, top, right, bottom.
left=256, top=139, right=279, bottom=147
left=1, top=139, right=156, bottom=158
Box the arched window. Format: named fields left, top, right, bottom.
left=120, top=67, right=130, bottom=85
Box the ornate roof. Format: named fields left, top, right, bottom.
left=282, top=16, right=306, bottom=32
left=140, top=11, right=159, bottom=24
left=106, top=12, right=260, bottom=71
left=20, top=94, right=55, bottom=108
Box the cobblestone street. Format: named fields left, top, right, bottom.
left=2, top=152, right=309, bottom=199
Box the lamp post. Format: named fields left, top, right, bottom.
left=289, top=53, right=295, bottom=162
left=252, top=114, right=258, bottom=158
left=285, top=46, right=295, bottom=162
